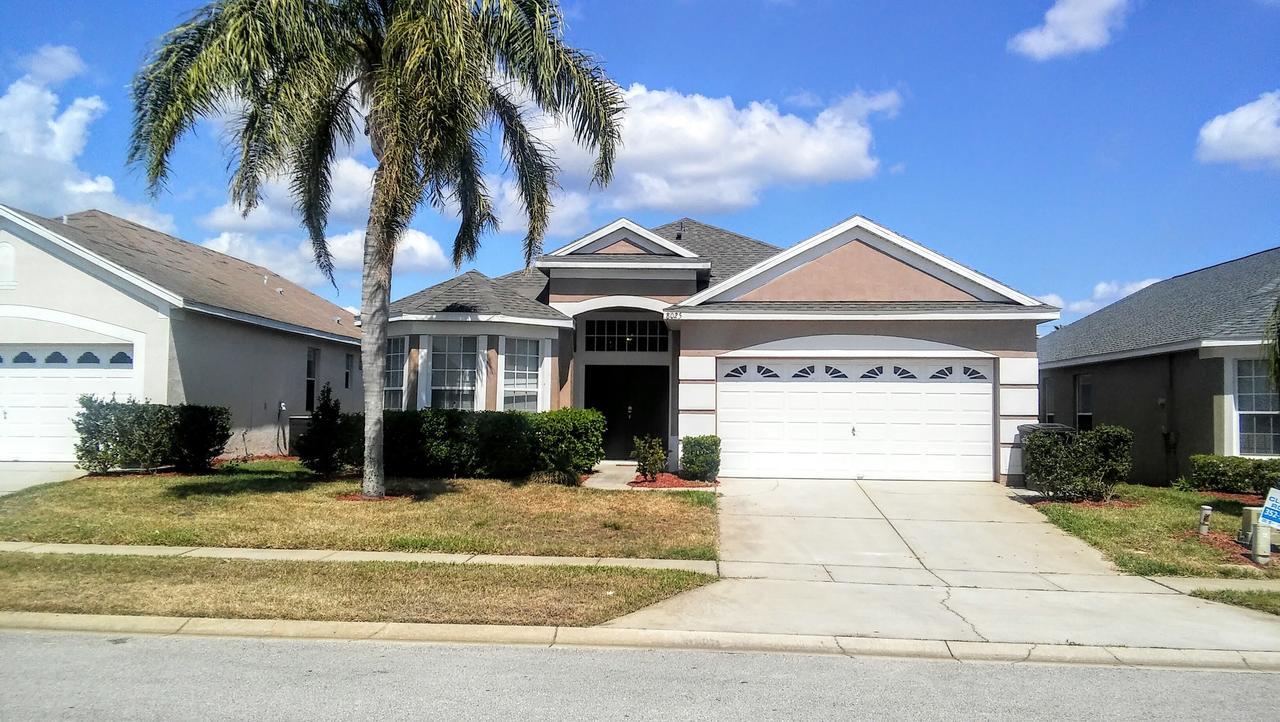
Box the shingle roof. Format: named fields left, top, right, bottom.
left=389, top=270, right=568, bottom=321
left=672, top=300, right=1054, bottom=315
left=650, top=218, right=780, bottom=284
left=1039, top=247, right=1280, bottom=364
left=8, top=207, right=359, bottom=340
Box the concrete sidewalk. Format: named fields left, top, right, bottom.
left=606, top=478, right=1280, bottom=652
left=0, top=541, right=716, bottom=574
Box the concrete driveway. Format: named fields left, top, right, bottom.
left=606, top=478, right=1280, bottom=651
left=0, top=462, right=82, bottom=496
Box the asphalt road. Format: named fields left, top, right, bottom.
left=0, top=631, right=1274, bottom=720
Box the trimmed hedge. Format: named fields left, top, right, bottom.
left=72, top=395, right=231, bottom=473
left=299, top=407, right=606, bottom=484
left=1185, top=455, right=1280, bottom=495
left=1023, top=424, right=1133, bottom=501
left=296, top=384, right=344, bottom=476
left=680, top=435, right=721, bottom=481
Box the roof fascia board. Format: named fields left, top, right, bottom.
left=547, top=218, right=698, bottom=258
left=537, top=267, right=702, bottom=282
left=1035, top=338, right=1267, bottom=369
left=536, top=258, right=709, bottom=270
left=186, top=302, right=360, bottom=345
left=387, top=312, right=573, bottom=328
left=0, top=205, right=185, bottom=307
left=678, top=215, right=1040, bottom=307
left=664, top=310, right=1060, bottom=322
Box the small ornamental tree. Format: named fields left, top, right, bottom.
left=296, top=383, right=344, bottom=476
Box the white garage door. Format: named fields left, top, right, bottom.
left=0, top=345, right=139, bottom=462
left=716, top=358, right=994, bottom=481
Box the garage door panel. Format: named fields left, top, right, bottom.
left=716, top=357, right=993, bottom=481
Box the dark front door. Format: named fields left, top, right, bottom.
left=584, top=365, right=670, bottom=460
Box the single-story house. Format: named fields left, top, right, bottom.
left=1039, top=248, right=1280, bottom=484
left=0, top=204, right=363, bottom=468
left=385, top=215, right=1056, bottom=482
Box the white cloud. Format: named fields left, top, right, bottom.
left=203, top=226, right=449, bottom=288
left=783, top=89, right=823, bottom=108
left=200, top=156, right=375, bottom=232
left=1008, top=0, right=1131, bottom=61
left=0, top=46, right=173, bottom=230
left=536, top=83, right=901, bottom=215
left=20, top=45, right=87, bottom=86
left=1196, top=91, right=1280, bottom=169
left=1043, top=278, right=1159, bottom=315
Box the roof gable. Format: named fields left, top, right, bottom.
left=548, top=218, right=698, bottom=258
left=680, top=215, right=1040, bottom=307
left=737, top=239, right=977, bottom=302
left=389, top=269, right=569, bottom=324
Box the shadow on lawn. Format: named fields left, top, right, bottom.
left=167, top=467, right=325, bottom=498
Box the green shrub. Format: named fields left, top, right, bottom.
left=296, top=384, right=345, bottom=476
left=533, top=408, right=606, bottom=477
left=474, top=411, right=536, bottom=478
left=336, top=412, right=365, bottom=470
left=419, top=408, right=478, bottom=478
left=171, top=404, right=231, bottom=472
left=1023, top=424, right=1133, bottom=501
left=1188, top=454, right=1280, bottom=495
left=383, top=409, right=428, bottom=477
left=680, top=435, right=721, bottom=481
left=73, top=395, right=228, bottom=473
left=632, top=435, right=668, bottom=482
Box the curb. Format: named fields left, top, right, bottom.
left=1, top=612, right=1277, bottom=672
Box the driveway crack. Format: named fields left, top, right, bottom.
left=939, top=587, right=987, bottom=642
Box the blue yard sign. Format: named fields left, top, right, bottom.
left=1262, top=488, right=1280, bottom=529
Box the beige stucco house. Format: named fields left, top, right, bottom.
left=385, top=215, right=1056, bottom=483
left=1039, top=247, right=1280, bottom=483
left=0, top=204, right=362, bottom=470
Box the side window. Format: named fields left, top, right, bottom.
left=344, top=353, right=354, bottom=390
left=305, top=347, right=320, bottom=412
left=1075, top=374, right=1093, bottom=431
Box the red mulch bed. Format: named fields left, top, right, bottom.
left=629, top=473, right=718, bottom=489
left=1176, top=529, right=1268, bottom=568
left=1202, top=491, right=1266, bottom=505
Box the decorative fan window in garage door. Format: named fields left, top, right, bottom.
left=0, top=346, right=134, bottom=369
left=720, top=360, right=993, bottom=383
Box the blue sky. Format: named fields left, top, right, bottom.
left=1, top=0, right=1277, bottom=327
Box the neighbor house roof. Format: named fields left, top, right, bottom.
left=389, top=270, right=570, bottom=324
left=1039, top=247, right=1280, bottom=365
left=3, top=206, right=359, bottom=342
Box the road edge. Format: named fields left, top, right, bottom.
left=0, top=611, right=1276, bottom=672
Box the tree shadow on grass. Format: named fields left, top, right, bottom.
left=167, top=467, right=325, bottom=498
left=383, top=477, right=461, bottom=502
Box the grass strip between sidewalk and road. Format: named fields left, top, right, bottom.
left=1036, top=484, right=1278, bottom=579
left=1191, top=589, right=1280, bottom=616
left=0, top=552, right=713, bottom=627
left=0, top=461, right=717, bottom=560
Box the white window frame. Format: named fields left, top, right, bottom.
left=344, top=353, right=354, bottom=389
left=1042, top=376, right=1055, bottom=424
left=384, top=336, right=407, bottom=410
left=1230, top=357, right=1280, bottom=457
left=305, top=347, right=320, bottom=412
left=419, top=334, right=486, bottom=411
left=498, top=336, right=545, bottom=412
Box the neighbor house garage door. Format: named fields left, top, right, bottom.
left=716, top=358, right=993, bottom=481
left=0, top=344, right=138, bottom=462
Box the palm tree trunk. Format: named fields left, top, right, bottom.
left=360, top=211, right=392, bottom=499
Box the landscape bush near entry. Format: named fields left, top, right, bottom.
left=632, top=436, right=668, bottom=482
left=297, top=401, right=606, bottom=483
left=1182, top=455, right=1280, bottom=496
left=680, top=435, right=721, bottom=481
left=73, top=395, right=232, bottom=473
left=1023, top=424, right=1134, bottom=501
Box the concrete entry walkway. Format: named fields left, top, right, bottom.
left=607, top=478, right=1280, bottom=651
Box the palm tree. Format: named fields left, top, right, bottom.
left=1268, top=299, right=1280, bottom=390
left=129, top=0, right=623, bottom=497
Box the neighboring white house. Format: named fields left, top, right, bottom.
left=0, top=204, right=363, bottom=472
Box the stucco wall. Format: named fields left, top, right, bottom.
left=1039, top=350, right=1221, bottom=484
left=0, top=223, right=172, bottom=402
left=169, top=310, right=361, bottom=456
left=738, top=240, right=977, bottom=302
left=549, top=277, right=696, bottom=303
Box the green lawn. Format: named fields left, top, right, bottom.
left=0, top=461, right=717, bottom=560
left=1191, top=589, right=1280, bottom=616
left=1037, top=484, right=1276, bottom=578
left=0, top=552, right=712, bottom=626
